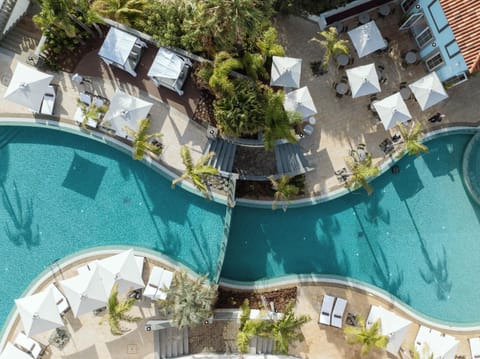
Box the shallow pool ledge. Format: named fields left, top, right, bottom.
left=220, top=273, right=480, bottom=332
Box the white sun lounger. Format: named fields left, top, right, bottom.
left=470, top=338, right=480, bottom=359
left=14, top=333, right=43, bottom=359
left=0, top=342, right=32, bottom=359
left=319, top=295, right=335, bottom=325
left=331, top=297, right=347, bottom=328
left=40, top=85, right=56, bottom=115
left=48, top=283, right=70, bottom=315
left=143, top=266, right=165, bottom=299
left=157, top=269, right=173, bottom=300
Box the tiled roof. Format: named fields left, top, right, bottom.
left=440, top=0, right=480, bottom=73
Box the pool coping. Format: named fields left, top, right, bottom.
left=0, top=245, right=199, bottom=351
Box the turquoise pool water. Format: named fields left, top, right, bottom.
left=223, top=133, right=480, bottom=324
left=0, top=126, right=226, bottom=325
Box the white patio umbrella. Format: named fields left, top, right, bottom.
left=14, top=286, right=64, bottom=336
left=270, top=56, right=302, bottom=88
left=98, top=27, right=139, bottom=76
left=60, top=263, right=115, bottom=317
left=283, top=86, right=317, bottom=118
left=346, top=63, right=381, bottom=98
left=373, top=92, right=412, bottom=130
left=4, top=63, right=54, bottom=112
left=102, top=90, right=153, bottom=137
left=415, top=325, right=459, bottom=359
left=409, top=71, right=448, bottom=110
left=98, top=249, right=145, bottom=295
left=366, top=305, right=412, bottom=355
left=348, top=21, right=387, bottom=58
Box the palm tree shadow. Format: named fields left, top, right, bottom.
left=363, top=191, right=390, bottom=225
left=317, top=215, right=351, bottom=276
left=418, top=240, right=452, bottom=300
left=1, top=182, right=40, bottom=248
left=370, top=247, right=410, bottom=304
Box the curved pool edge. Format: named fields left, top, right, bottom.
left=0, top=115, right=230, bottom=206
left=236, top=125, right=480, bottom=209
left=0, top=245, right=200, bottom=350
left=219, top=274, right=480, bottom=332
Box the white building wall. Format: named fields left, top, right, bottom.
left=3, top=0, right=30, bottom=35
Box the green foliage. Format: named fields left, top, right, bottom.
left=273, top=0, right=353, bottom=15
left=257, top=27, right=285, bottom=59
left=242, top=52, right=268, bottom=81
left=78, top=100, right=107, bottom=129
left=193, top=62, right=214, bottom=90
left=344, top=316, right=388, bottom=356
left=209, top=52, right=243, bottom=97
left=263, top=88, right=297, bottom=150
left=123, top=118, right=163, bottom=160
left=171, top=146, right=219, bottom=199
left=396, top=121, right=429, bottom=157
left=101, top=284, right=140, bottom=335
left=239, top=299, right=251, bottom=329
left=311, top=27, right=349, bottom=71
left=268, top=175, right=299, bottom=211
left=92, top=0, right=147, bottom=26
left=137, top=0, right=187, bottom=47
left=344, top=153, right=379, bottom=195
left=158, top=271, right=218, bottom=329
left=271, top=301, right=310, bottom=354
left=213, top=79, right=265, bottom=137
left=236, top=300, right=310, bottom=354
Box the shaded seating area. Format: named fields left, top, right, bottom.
left=98, top=27, right=147, bottom=77
left=147, top=47, right=192, bottom=96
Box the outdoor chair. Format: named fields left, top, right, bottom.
left=14, top=332, right=44, bottom=359
left=340, top=75, right=348, bottom=83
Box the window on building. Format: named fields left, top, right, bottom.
left=443, top=73, right=468, bottom=88
left=425, top=52, right=444, bottom=71
left=399, top=12, right=423, bottom=30
left=401, top=0, right=418, bottom=13
left=416, top=27, right=433, bottom=48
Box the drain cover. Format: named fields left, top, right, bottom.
left=127, top=344, right=137, bottom=354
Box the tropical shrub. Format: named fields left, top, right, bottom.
left=396, top=121, right=428, bottom=157
left=209, top=52, right=243, bottom=98
left=123, top=118, right=163, bottom=160
left=158, top=271, right=218, bottom=328
left=310, top=27, right=349, bottom=72
left=344, top=153, right=380, bottom=195
left=91, top=0, right=147, bottom=27
left=101, top=284, right=140, bottom=335
left=268, top=175, right=299, bottom=211
left=344, top=316, right=388, bottom=356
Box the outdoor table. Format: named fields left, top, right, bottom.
left=359, top=12, right=370, bottom=24
left=405, top=51, right=417, bottom=64
left=336, top=82, right=349, bottom=95
left=400, top=87, right=412, bottom=100
left=337, top=54, right=350, bottom=66
left=308, top=117, right=316, bottom=125
left=379, top=4, right=391, bottom=16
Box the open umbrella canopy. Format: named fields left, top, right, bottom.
left=270, top=56, right=302, bottom=88
left=283, top=86, right=317, bottom=118
left=148, top=47, right=184, bottom=80
left=367, top=305, right=412, bottom=355
left=4, top=63, right=54, bottom=112
left=346, top=63, right=381, bottom=98
left=14, top=286, right=64, bottom=336
left=409, top=71, right=448, bottom=110
left=415, top=325, right=459, bottom=359
left=60, top=263, right=115, bottom=317
left=102, top=90, right=153, bottom=137
left=348, top=21, right=386, bottom=58
left=98, top=249, right=145, bottom=295
left=373, top=92, right=412, bottom=130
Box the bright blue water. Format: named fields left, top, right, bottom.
left=223, top=134, right=480, bottom=324
left=0, top=126, right=226, bottom=325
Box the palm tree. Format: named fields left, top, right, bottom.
left=92, top=0, right=147, bottom=26
left=268, top=175, right=299, bottom=211
left=157, top=271, right=218, bottom=329
left=101, top=284, right=140, bottom=335
left=172, top=146, right=219, bottom=199
left=344, top=316, right=388, bottom=356
left=310, top=27, right=349, bottom=72
left=78, top=100, right=108, bottom=129
left=208, top=52, right=243, bottom=98
left=123, top=118, right=163, bottom=161
left=396, top=121, right=429, bottom=157
left=270, top=301, right=310, bottom=354
left=344, top=154, right=380, bottom=195
left=257, top=27, right=285, bottom=59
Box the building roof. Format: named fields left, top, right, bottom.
left=440, top=0, right=480, bottom=73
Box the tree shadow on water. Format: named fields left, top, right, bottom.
left=363, top=191, right=390, bottom=226
left=1, top=182, right=40, bottom=248
left=418, top=240, right=452, bottom=300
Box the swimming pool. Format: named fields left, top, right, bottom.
left=0, top=126, right=226, bottom=325
left=223, top=133, right=480, bottom=324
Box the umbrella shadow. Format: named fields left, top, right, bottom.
left=62, top=345, right=99, bottom=359
left=392, top=160, right=424, bottom=201
left=418, top=239, right=452, bottom=300
left=1, top=182, right=40, bottom=248
left=62, top=153, right=107, bottom=199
